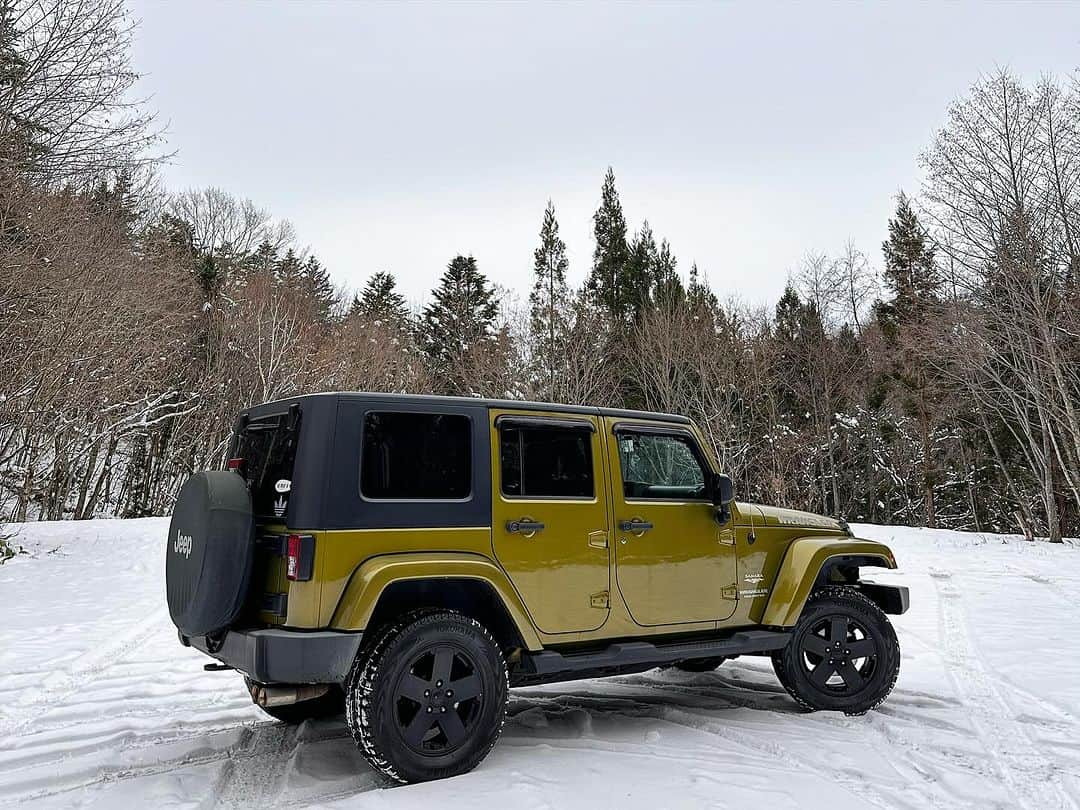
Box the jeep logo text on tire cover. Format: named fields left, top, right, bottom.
left=174, top=531, right=193, bottom=558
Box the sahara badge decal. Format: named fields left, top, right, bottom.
left=740, top=571, right=767, bottom=597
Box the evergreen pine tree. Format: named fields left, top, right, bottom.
left=625, top=220, right=658, bottom=315
left=0, top=5, right=38, bottom=170
left=686, top=262, right=718, bottom=315
left=250, top=240, right=278, bottom=275
left=881, top=193, right=939, bottom=317
left=875, top=193, right=946, bottom=528
left=352, top=271, right=410, bottom=326
left=586, top=167, right=630, bottom=323
left=774, top=284, right=802, bottom=345
left=528, top=201, right=571, bottom=401
left=87, top=170, right=140, bottom=238
left=301, top=255, right=336, bottom=322
left=653, top=238, right=684, bottom=305
left=274, top=248, right=304, bottom=288
left=419, top=255, right=499, bottom=394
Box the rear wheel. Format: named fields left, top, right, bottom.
left=772, top=586, right=899, bottom=715
left=346, top=611, right=508, bottom=783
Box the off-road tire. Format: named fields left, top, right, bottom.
left=772, top=586, right=899, bottom=716
left=245, top=678, right=345, bottom=724
left=345, top=610, right=508, bottom=784
left=672, top=656, right=726, bottom=673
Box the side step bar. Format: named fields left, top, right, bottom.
left=513, top=630, right=790, bottom=686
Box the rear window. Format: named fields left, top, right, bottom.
left=360, top=411, right=471, bottom=500
left=500, top=426, right=593, bottom=498
left=232, top=411, right=300, bottom=520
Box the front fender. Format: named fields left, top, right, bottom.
left=327, top=552, right=543, bottom=650
left=762, top=536, right=897, bottom=627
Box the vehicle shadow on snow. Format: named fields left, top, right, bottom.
left=505, top=665, right=800, bottom=739
left=267, top=665, right=801, bottom=801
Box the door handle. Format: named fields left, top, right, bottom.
left=507, top=519, right=545, bottom=535
left=619, top=518, right=654, bottom=535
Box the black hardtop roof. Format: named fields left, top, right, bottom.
left=248, top=391, right=691, bottom=425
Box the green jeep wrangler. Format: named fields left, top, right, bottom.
left=167, top=392, right=907, bottom=783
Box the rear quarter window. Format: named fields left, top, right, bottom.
left=360, top=411, right=471, bottom=500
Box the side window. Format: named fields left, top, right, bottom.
left=617, top=432, right=708, bottom=500
left=500, top=426, right=593, bottom=498
left=361, top=411, right=471, bottom=499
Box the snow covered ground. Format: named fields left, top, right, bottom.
left=0, top=519, right=1078, bottom=809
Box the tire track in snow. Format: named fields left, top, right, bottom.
left=609, top=673, right=977, bottom=809
left=513, top=689, right=896, bottom=809
left=210, top=720, right=381, bottom=808
left=931, top=569, right=1077, bottom=810
left=606, top=666, right=993, bottom=809
left=0, top=606, right=170, bottom=740
left=212, top=722, right=304, bottom=807
left=0, top=722, right=359, bottom=807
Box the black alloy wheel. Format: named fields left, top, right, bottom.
left=772, top=586, right=900, bottom=715
left=798, top=614, right=878, bottom=693
left=393, top=644, right=485, bottom=754
left=346, top=611, right=508, bottom=783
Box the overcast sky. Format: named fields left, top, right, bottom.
left=129, top=1, right=1080, bottom=308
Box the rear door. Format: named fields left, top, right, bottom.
left=229, top=407, right=302, bottom=625
left=490, top=410, right=611, bottom=634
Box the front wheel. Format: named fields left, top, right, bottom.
left=346, top=611, right=508, bottom=783
left=772, top=586, right=899, bottom=715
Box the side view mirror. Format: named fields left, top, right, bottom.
left=711, top=473, right=734, bottom=523
left=711, top=473, right=734, bottom=508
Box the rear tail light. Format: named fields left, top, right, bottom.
left=285, top=534, right=314, bottom=581
left=227, top=457, right=245, bottom=473
left=286, top=534, right=300, bottom=579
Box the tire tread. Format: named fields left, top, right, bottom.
left=345, top=609, right=509, bottom=783
left=772, top=585, right=900, bottom=716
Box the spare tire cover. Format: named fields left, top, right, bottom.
left=167, top=471, right=255, bottom=637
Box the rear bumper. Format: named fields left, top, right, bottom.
left=187, top=627, right=363, bottom=685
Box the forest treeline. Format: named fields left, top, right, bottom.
left=1, top=1, right=1078, bottom=539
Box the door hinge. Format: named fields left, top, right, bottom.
left=589, top=590, right=610, bottom=609
left=587, top=530, right=608, bottom=549
left=722, top=586, right=738, bottom=601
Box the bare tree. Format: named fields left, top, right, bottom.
left=0, top=0, right=162, bottom=185
left=922, top=70, right=1080, bottom=541
left=168, top=187, right=295, bottom=257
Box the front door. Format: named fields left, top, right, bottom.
left=607, top=420, right=738, bottom=626
left=490, top=410, right=611, bottom=634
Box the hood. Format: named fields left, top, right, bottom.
left=739, top=503, right=848, bottom=533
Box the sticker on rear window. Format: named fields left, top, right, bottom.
left=275, top=479, right=291, bottom=493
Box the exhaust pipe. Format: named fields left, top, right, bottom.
left=251, top=683, right=331, bottom=708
